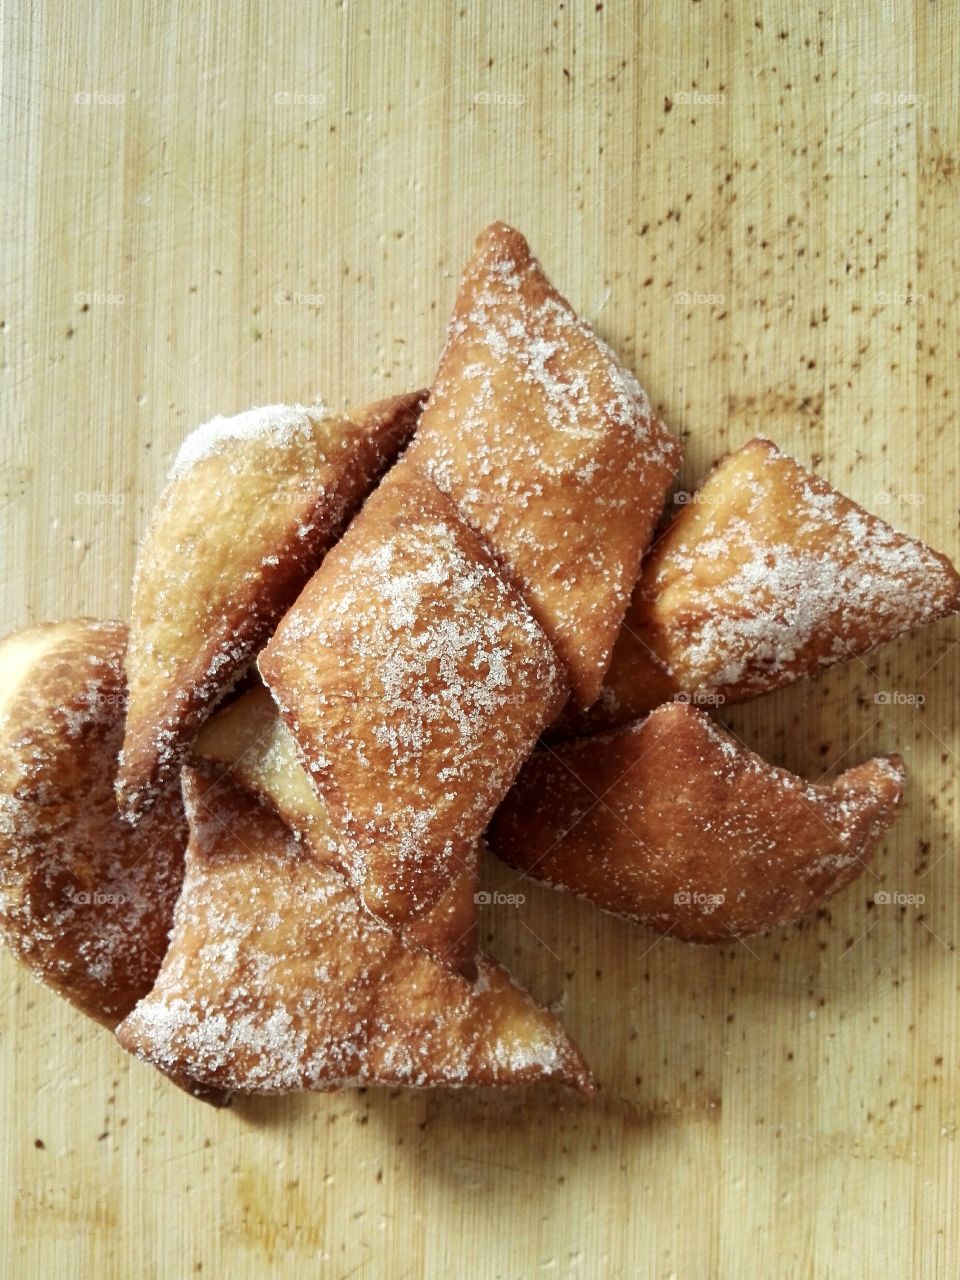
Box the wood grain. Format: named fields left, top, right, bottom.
left=1, top=2, right=958, bottom=1276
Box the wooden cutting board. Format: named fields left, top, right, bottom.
left=2, top=2, right=958, bottom=1276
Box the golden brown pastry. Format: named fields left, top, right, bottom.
left=0, top=619, right=186, bottom=1025
left=489, top=702, right=905, bottom=942
left=0, top=619, right=229, bottom=1103
left=561, top=437, right=960, bottom=734
left=193, top=684, right=478, bottom=973
left=117, top=391, right=425, bottom=816
left=407, top=222, right=681, bottom=708
left=116, top=769, right=594, bottom=1094
left=259, top=461, right=567, bottom=929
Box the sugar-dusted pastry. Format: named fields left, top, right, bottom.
left=489, top=702, right=905, bottom=942
left=406, top=222, right=681, bottom=708
left=562, top=437, right=960, bottom=734
left=0, top=620, right=187, bottom=1025
left=117, top=769, right=593, bottom=1093
left=117, top=391, right=426, bottom=816
left=259, top=461, right=567, bottom=929
left=193, top=685, right=478, bottom=972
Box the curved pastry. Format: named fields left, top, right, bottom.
left=407, top=222, right=681, bottom=708
left=488, top=702, right=905, bottom=942
left=193, top=685, right=478, bottom=973
left=116, top=769, right=594, bottom=1094
left=259, top=462, right=566, bottom=928
left=0, top=619, right=187, bottom=1025
left=561, top=437, right=960, bottom=734
left=0, top=619, right=229, bottom=1104
left=118, top=391, right=425, bottom=816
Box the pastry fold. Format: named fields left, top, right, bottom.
left=489, top=702, right=905, bottom=942
left=407, top=222, right=681, bottom=708
left=116, top=769, right=593, bottom=1094
left=0, top=619, right=229, bottom=1103
left=562, top=437, right=960, bottom=734
left=118, top=391, right=425, bottom=815
left=259, top=462, right=567, bottom=930
left=193, top=685, right=478, bottom=972
left=0, top=620, right=187, bottom=1026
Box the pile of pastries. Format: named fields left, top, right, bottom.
left=1, top=224, right=957, bottom=1102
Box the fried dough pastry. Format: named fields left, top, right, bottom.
left=116, top=770, right=593, bottom=1094
left=489, top=702, right=905, bottom=942
left=0, top=619, right=186, bottom=1026
left=562, top=437, right=960, bottom=734
left=193, top=685, right=478, bottom=972
left=118, top=391, right=425, bottom=816
left=407, top=222, right=681, bottom=708
left=259, top=462, right=567, bottom=928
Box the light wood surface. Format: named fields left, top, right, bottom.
left=2, top=2, right=958, bottom=1276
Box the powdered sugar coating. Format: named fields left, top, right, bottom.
left=116, top=771, right=592, bottom=1093
left=260, top=463, right=567, bottom=926
left=490, top=701, right=905, bottom=942
left=119, top=391, right=425, bottom=815
left=408, top=222, right=681, bottom=707
left=170, top=404, right=327, bottom=479
left=0, top=620, right=186, bottom=1026
left=581, top=437, right=960, bottom=730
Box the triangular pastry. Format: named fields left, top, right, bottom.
left=489, top=702, right=905, bottom=942
left=407, top=222, right=681, bottom=708
left=564, top=437, right=960, bottom=733
left=0, top=620, right=187, bottom=1026
left=117, top=391, right=425, bottom=816
left=116, top=769, right=594, bottom=1094
left=193, top=685, right=478, bottom=972
left=259, top=461, right=567, bottom=930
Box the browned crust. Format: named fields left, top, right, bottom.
left=408, top=222, right=681, bottom=708
left=118, top=391, right=426, bottom=816
left=259, top=460, right=567, bottom=928
left=489, top=702, right=905, bottom=942
left=116, top=769, right=594, bottom=1094
left=562, top=437, right=960, bottom=735
left=192, top=684, right=479, bottom=973
left=0, top=619, right=187, bottom=1025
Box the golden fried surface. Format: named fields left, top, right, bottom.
left=408, top=223, right=680, bottom=708
left=489, top=702, right=905, bottom=942
left=563, top=437, right=960, bottom=734
left=116, top=770, right=593, bottom=1094
left=259, top=462, right=566, bottom=928
left=118, top=391, right=425, bottom=814
left=0, top=619, right=186, bottom=1026
left=194, top=685, right=478, bottom=972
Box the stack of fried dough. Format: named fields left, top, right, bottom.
left=2, top=224, right=958, bottom=1102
